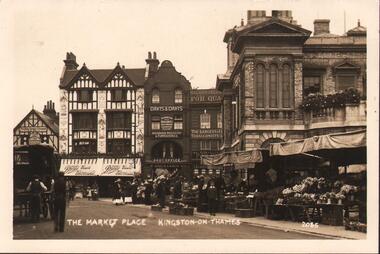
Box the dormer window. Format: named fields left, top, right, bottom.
left=174, top=89, right=183, bottom=103
left=77, top=90, right=93, bottom=102
left=152, top=88, right=160, bottom=104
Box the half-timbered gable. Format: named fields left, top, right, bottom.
left=14, top=109, right=59, bottom=152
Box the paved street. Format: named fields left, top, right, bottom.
left=13, top=199, right=326, bottom=239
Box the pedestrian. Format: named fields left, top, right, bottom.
left=197, top=176, right=205, bottom=211
left=69, top=179, right=75, bottom=201
left=113, top=179, right=123, bottom=205
left=156, top=177, right=166, bottom=208
left=207, top=179, right=218, bottom=216
left=131, top=179, right=138, bottom=204
left=144, top=179, right=153, bottom=205
left=173, top=177, right=183, bottom=200
left=26, top=174, right=47, bottom=222
left=124, top=180, right=132, bottom=204
left=53, top=171, right=67, bottom=232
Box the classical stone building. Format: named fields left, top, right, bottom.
left=58, top=53, right=145, bottom=196
left=217, top=10, right=366, bottom=151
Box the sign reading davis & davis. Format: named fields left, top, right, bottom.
left=150, top=106, right=183, bottom=112
left=191, top=129, right=222, bottom=139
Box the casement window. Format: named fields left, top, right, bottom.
left=152, top=88, right=160, bottom=104
left=217, top=112, right=222, bottom=129
left=107, top=139, right=131, bottom=154
left=72, top=113, right=97, bottom=130
left=77, top=90, right=93, bottom=102
left=282, top=64, right=291, bottom=108
left=255, top=63, right=294, bottom=109
left=107, top=112, right=131, bottom=130
left=174, top=115, right=183, bottom=130
left=111, top=89, right=128, bottom=101
left=303, top=76, right=322, bottom=96
left=174, top=89, right=183, bottom=103
left=336, top=74, right=356, bottom=91
left=269, top=64, right=278, bottom=108
left=200, top=111, right=211, bottom=129
left=256, top=64, right=265, bottom=108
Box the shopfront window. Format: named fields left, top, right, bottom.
left=107, top=139, right=131, bottom=154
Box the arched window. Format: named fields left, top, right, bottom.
left=152, top=88, right=160, bottom=104
left=256, top=64, right=265, bottom=108
left=174, top=89, right=183, bottom=103
left=282, top=64, right=291, bottom=108
left=269, top=64, right=278, bottom=108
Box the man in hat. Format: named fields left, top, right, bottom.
left=53, top=172, right=67, bottom=232
left=26, top=175, right=47, bottom=222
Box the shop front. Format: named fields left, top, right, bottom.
left=60, top=157, right=142, bottom=197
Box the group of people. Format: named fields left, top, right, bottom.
left=112, top=177, right=154, bottom=206
left=26, top=172, right=67, bottom=232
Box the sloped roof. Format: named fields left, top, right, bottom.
left=59, top=66, right=146, bottom=89
left=34, top=110, right=59, bottom=134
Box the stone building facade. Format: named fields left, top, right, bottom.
left=217, top=10, right=366, bottom=151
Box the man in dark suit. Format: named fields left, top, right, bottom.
left=53, top=172, right=67, bottom=232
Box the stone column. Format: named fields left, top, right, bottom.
left=97, top=90, right=107, bottom=153
left=59, top=89, right=68, bottom=154
left=293, top=60, right=303, bottom=120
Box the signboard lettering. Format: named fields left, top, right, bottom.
left=150, top=106, right=183, bottom=112
left=190, top=91, right=222, bottom=104
left=19, top=126, right=48, bottom=132
left=152, top=131, right=182, bottom=138
left=63, top=164, right=96, bottom=176
left=191, top=129, right=222, bottom=139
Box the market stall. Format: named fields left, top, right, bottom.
left=269, top=129, right=366, bottom=229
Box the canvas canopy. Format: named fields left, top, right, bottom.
left=200, top=149, right=263, bottom=169
left=269, top=129, right=366, bottom=157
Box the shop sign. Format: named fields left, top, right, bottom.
left=152, top=131, right=182, bottom=138
left=19, top=126, right=48, bottom=133
left=100, top=159, right=141, bottom=176
left=152, top=158, right=184, bottom=163
left=191, top=129, right=222, bottom=139
left=190, top=91, right=222, bottom=104
left=29, top=131, right=41, bottom=145
left=161, top=116, right=173, bottom=130
left=150, top=106, right=183, bottom=112
left=61, top=164, right=98, bottom=176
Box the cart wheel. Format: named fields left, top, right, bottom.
left=42, top=202, right=48, bottom=218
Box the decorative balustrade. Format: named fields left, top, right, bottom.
left=254, top=109, right=295, bottom=120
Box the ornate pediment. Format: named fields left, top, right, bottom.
left=250, top=23, right=301, bottom=34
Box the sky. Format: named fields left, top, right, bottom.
left=0, top=0, right=377, bottom=126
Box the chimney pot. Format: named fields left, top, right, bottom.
left=153, top=52, right=157, bottom=59
left=148, top=52, right=152, bottom=59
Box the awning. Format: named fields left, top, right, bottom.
left=100, top=158, right=141, bottom=176
left=59, top=157, right=142, bottom=176
left=60, top=158, right=101, bottom=176
left=200, top=149, right=264, bottom=169
left=269, top=129, right=366, bottom=156
left=269, top=129, right=366, bottom=166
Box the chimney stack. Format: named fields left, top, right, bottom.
left=314, top=19, right=330, bottom=35
left=271, top=10, right=293, bottom=23
left=64, top=52, right=79, bottom=70
left=247, top=10, right=267, bottom=25
left=145, top=51, right=160, bottom=78
left=43, top=100, right=59, bottom=124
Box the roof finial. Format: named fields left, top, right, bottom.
left=117, top=62, right=120, bottom=66
left=83, top=62, right=86, bottom=67
left=32, top=104, right=34, bottom=109
left=358, top=19, right=360, bottom=27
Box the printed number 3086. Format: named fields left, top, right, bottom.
left=302, top=222, right=319, bottom=228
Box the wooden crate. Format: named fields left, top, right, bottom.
left=235, top=208, right=255, bottom=218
